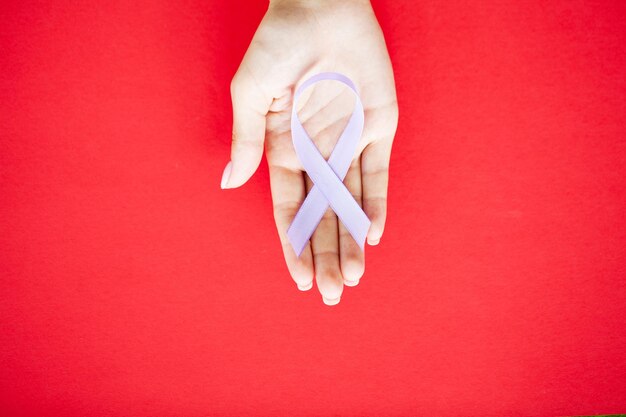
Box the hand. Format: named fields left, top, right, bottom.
left=221, top=0, right=398, bottom=305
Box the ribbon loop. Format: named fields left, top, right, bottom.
left=287, top=72, right=371, bottom=256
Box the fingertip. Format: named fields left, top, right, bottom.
left=222, top=159, right=255, bottom=189
left=290, top=265, right=314, bottom=292
left=366, top=219, right=384, bottom=246
left=344, top=278, right=360, bottom=287
left=287, top=245, right=315, bottom=291
left=322, top=296, right=341, bottom=306
left=220, top=161, right=233, bottom=189
left=227, top=129, right=265, bottom=189
left=340, top=251, right=364, bottom=282
left=363, top=199, right=387, bottom=246
left=316, top=268, right=343, bottom=304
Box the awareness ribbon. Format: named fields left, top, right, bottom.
left=287, top=72, right=371, bottom=257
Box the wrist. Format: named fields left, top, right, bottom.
left=269, top=0, right=370, bottom=7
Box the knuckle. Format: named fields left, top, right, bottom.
left=231, top=130, right=262, bottom=150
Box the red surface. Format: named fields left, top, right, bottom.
left=1, top=1, right=625, bottom=416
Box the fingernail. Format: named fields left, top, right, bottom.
left=297, top=282, right=313, bottom=291
left=367, top=238, right=380, bottom=246
left=322, top=296, right=341, bottom=306
left=220, top=161, right=232, bottom=189
left=344, top=279, right=360, bottom=287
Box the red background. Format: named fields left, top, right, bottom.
left=1, top=1, right=625, bottom=416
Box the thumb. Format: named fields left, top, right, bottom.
left=221, top=67, right=272, bottom=189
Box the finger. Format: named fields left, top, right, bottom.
left=339, top=159, right=365, bottom=286
left=361, top=139, right=393, bottom=245
left=222, top=64, right=273, bottom=189
left=269, top=164, right=314, bottom=290
left=306, top=176, right=343, bottom=305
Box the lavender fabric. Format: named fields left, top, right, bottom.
left=287, top=72, right=371, bottom=257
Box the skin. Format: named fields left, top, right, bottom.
left=222, top=0, right=398, bottom=305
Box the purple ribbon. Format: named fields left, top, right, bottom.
left=287, top=72, right=371, bottom=257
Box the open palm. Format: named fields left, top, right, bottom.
left=221, top=0, right=398, bottom=305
